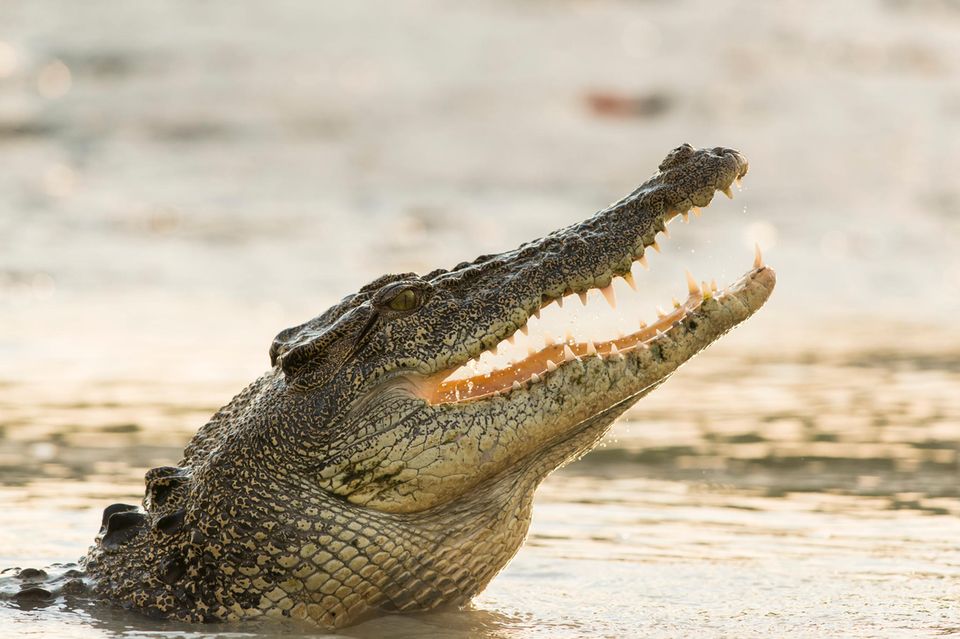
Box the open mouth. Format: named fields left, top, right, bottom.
left=414, top=157, right=771, bottom=405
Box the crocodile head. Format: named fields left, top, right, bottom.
left=83, top=144, right=774, bottom=627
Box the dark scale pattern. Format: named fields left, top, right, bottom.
left=75, top=145, right=775, bottom=629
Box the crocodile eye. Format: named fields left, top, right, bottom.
left=387, top=289, right=419, bottom=312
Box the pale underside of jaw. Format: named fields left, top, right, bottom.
left=419, top=177, right=763, bottom=406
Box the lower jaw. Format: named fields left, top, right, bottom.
left=416, top=264, right=776, bottom=407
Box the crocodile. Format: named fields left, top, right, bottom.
left=5, top=143, right=774, bottom=628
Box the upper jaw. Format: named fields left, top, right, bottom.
left=412, top=144, right=759, bottom=398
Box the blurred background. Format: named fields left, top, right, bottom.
left=1, top=1, right=959, bottom=637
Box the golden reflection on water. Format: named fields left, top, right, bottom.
left=1, top=339, right=959, bottom=637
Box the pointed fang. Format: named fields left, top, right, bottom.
left=754, top=242, right=764, bottom=268
left=722, top=186, right=734, bottom=199
left=600, top=284, right=617, bottom=309
left=686, top=270, right=700, bottom=295
left=546, top=359, right=557, bottom=372
left=578, top=291, right=589, bottom=306
left=622, top=271, right=637, bottom=291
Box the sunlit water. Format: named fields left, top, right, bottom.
left=2, top=0, right=960, bottom=636
left=2, top=346, right=959, bottom=638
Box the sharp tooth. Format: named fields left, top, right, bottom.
left=651, top=240, right=661, bottom=253
left=656, top=306, right=667, bottom=318
left=682, top=212, right=689, bottom=223
left=520, top=324, right=529, bottom=336
left=530, top=372, right=541, bottom=384
left=609, top=343, right=621, bottom=357
left=563, top=344, right=577, bottom=361
left=578, top=291, right=589, bottom=306
left=490, top=343, right=499, bottom=356
left=692, top=206, right=702, bottom=217
left=722, top=186, right=734, bottom=199
left=622, top=271, right=637, bottom=291
left=754, top=242, right=764, bottom=268
left=600, top=284, right=617, bottom=309
left=735, top=177, right=744, bottom=188
left=711, top=279, right=719, bottom=293
left=586, top=341, right=597, bottom=356
left=512, top=380, right=521, bottom=391
left=555, top=296, right=564, bottom=308
left=661, top=225, right=671, bottom=238
left=546, top=359, right=557, bottom=372
left=638, top=319, right=647, bottom=329
left=506, top=334, right=515, bottom=345
left=638, top=255, right=649, bottom=270
left=672, top=297, right=680, bottom=309
left=686, top=270, right=700, bottom=295
left=533, top=307, right=541, bottom=319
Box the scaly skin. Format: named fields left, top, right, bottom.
left=72, top=143, right=775, bottom=628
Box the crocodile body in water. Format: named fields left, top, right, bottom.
left=5, top=144, right=774, bottom=628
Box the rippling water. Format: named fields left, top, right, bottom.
left=2, top=0, right=960, bottom=636
left=2, top=345, right=959, bottom=637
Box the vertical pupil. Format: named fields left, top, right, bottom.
left=393, top=290, right=415, bottom=310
